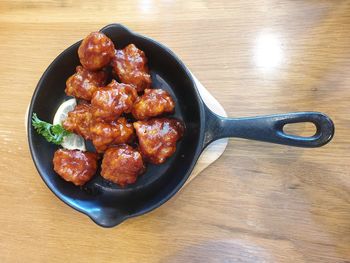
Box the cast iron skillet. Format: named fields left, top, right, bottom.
left=27, top=24, right=335, bottom=227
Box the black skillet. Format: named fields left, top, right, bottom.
left=27, top=24, right=335, bottom=227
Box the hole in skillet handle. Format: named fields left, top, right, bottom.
left=283, top=122, right=316, bottom=138
left=274, top=112, right=335, bottom=147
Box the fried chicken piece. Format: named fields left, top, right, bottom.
left=112, top=44, right=151, bottom=92
left=133, top=118, right=185, bottom=164
left=65, top=66, right=108, bottom=101
left=132, top=89, right=175, bottom=120
left=101, top=145, right=145, bottom=187
left=91, top=80, right=138, bottom=122
left=78, top=32, right=115, bottom=71
left=53, top=149, right=98, bottom=186
left=62, top=104, right=92, bottom=140
left=90, top=117, right=134, bottom=153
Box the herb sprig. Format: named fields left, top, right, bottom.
left=32, top=113, right=70, bottom=145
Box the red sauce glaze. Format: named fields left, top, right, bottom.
left=91, top=80, right=138, bottom=122
left=101, top=145, right=145, bottom=187
left=90, top=117, right=135, bottom=153
left=51, top=35, right=188, bottom=187
left=62, top=104, right=92, bottom=140
left=78, top=32, right=115, bottom=71
left=132, top=89, right=175, bottom=120
left=53, top=149, right=98, bottom=186
left=65, top=66, right=108, bottom=101
left=112, top=44, right=151, bottom=92
left=133, top=118, right=185, bottom=164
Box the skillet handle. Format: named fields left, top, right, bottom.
left=204, top=107, right=334, bottom=148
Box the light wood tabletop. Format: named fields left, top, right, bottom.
left=1, top=0, right=350, bottom=262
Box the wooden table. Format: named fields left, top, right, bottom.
left=1, top=1, right=349, bottom=262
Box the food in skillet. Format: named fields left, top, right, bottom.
left=132, top=89, right=175, bottom=120
left=32, top=113, right=70, bottom=145
left=53, top=149, right=98, bottom=186
left=63, top=104, right=92, bottom=140
left=78, top=32, right=115, bottom=71
left=101, top=145, right=145, bottom=186
left=65, top=65, right=108, bottom=101
left=91, top=79, right=138, bottom=121
left=32, top=31, right=185, bottom=187
left=90, top=117, right=134, bottom=153
left=112, top=44, right=151, bottom=92
left=134, top=118, right=184, bottom=164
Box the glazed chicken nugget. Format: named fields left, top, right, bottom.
left=101, top=145, right=145, bottom=187
left=132, top=89, right=175, bottom=120
left=62, top=104, right=92, bottom=140
left=112, top=44, right=151, bottom=92
left=91, top=80, right=138, bottom=122
left=65, top=66, right=108, bottom=101
left=78, top=32, right=115, bottom=71
left=53, top=149, right=98, bottom=186
left=133, top=118, right=185, bottom=164
left=90, top=117, right=134, bottom=153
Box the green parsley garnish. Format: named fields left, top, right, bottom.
left=32, top=113, right=70, bottom=145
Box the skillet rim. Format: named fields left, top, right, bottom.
left=27, top=23, right=206, bottom=227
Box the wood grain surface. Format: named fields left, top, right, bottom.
left=1, top=1, right=350, bottom=262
